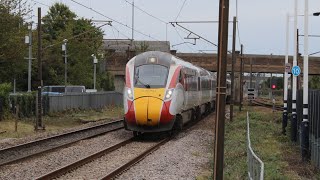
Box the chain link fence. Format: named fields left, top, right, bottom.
left=247, top=112, right=264, bottom=180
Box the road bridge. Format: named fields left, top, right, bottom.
left=103, top=51, right=320, bottom=92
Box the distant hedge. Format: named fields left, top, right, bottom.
left=0, top=83, right=12, bottom=119
left=9, top=92, right=37, bottom=118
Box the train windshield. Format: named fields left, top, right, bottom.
left=134, top=64, right=168, bottom=88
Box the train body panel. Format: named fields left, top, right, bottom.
left=123, top=51, right=218, bottom=133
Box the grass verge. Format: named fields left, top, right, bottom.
left=198, top=105, right=319, bottom=179
left=0, top=106, right=123, bottom=140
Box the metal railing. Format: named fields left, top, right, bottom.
left=287, top=90, right=320, bottom=168
left=247, top=112, right=264, bottom=180
left=307, top=90, right=320, bottom=168
left=43, top=91, right=123, bottom=113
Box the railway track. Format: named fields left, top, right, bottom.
left=0, top=119, right=124, bottom=166
left=251, top=99, right=283, bottom=111
left=35, top=113, right=207, bottom=179
left=36, top=136, right=170, bottom=180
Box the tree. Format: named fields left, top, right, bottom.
left=42, top=3, right=76, bottom=42
left=309, top=76, right=320, bottom=89
left=41, top=3, right=106, bottom=89
left=0, top=1, right=28, bottom=91
left=98, top=72, right=115, bottom=91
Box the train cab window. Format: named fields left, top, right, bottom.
left=134, top=64, right=168, bottom=88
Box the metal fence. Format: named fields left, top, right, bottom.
left=44, top=91, right=123, bottom=113
left=287, top=90, right=320, bottom=168
left=247, top=112, right=264, bottom=180
left=309, top=90, right=320, bottom=168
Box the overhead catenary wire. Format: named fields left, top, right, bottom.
left=70, top=0, right=161, bottom=41
left=122, top=0, right=167, bottom=24
left=173, top=28, right=197, bottom=52
left=111, top=26, right=131, bottom=40
left=175, top=0, right=188, bottom=21
left=237, top=21, right=242, bottom=46
left=235, top=0, right=242, bottom=46
left=31, top=0, right=50, bottom=7
left=172, top=22, right=223, bottom=50
left=43, top=22, right=110, bottom=50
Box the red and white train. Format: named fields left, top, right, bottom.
left=123, top=51, right=218, bottom=135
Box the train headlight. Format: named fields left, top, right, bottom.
left=127, top=88, right=133, bottom=100
left=164, top=89, right=174, bottom=100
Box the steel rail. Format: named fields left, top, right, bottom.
left=101, top=137, right=171, bottom=179
left=35, top=110, right=211, bottom=179
left=35, top=138, right=135, bottom=180
left=252, top=100, right=283, bottom=111
left=0, top=119, right=123, bottom=166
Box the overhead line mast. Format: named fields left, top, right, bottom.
left=213, top=0, right=229, bottom=179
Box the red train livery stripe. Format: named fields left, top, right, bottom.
left=125, top=100, right=136, bottom=124
left=168, top=66, right=182, bottom=89
left=160, top=101, right=174, bottom=124
left=125, top=66, right=131, bottom=87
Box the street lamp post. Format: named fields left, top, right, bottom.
left=92, top=54, right=98, bottom=90
left=62, top=39, right=68, bottom=92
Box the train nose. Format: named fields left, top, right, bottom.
left=134, top=97, right=163, bottom=126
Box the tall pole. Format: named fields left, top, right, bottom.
left=63, top=39, right=68, bottom=92
left=230, top=16, right=236, bottom=122
left=94, top=63, right=96, bottom=90
left=291, top=0, right=298, bottom=142
left=270, top=73, right=273, bottom=98
left=132, top=0, right=134, bottom=42
left=93, top=55, right=98, bottom=90
left=213, top=0, right=229, bottom=179
left=65, top=43, right=67, bottom=91
left=37, top=7, right=44, bottom=130
left=250, top=59, right=252, bottom=89
left=28, top=23, right=32, bottom=92
left=239, top=44, right=243, bottom=111
left=297, top=29, right=300, bottom=90
left=283, top=13, right=289, bottom=135
left=166, top=23, right=168, bottom=42
left=301, top=0, right=309, bottom=161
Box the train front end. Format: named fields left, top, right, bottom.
left=123, top=52, right=178, bottom=133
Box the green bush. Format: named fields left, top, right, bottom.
left=99, top=71, right=115, bottom=91
left=0, top=83, right=12, bottom=108
left=9, top=92, right=36, bottom=118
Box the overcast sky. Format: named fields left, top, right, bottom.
left=30, top=0, right=320, bottom=56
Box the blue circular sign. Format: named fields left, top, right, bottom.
left=292, top=66, right=301, bottom=76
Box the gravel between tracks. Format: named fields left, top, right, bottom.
left=57, top=141, right=157, bottom=179
left=116, top=114, right=215, bottom=180
left=0, top=129, right=132, bottom=180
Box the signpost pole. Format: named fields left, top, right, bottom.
left=291, top=0, right=298, bottom=142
